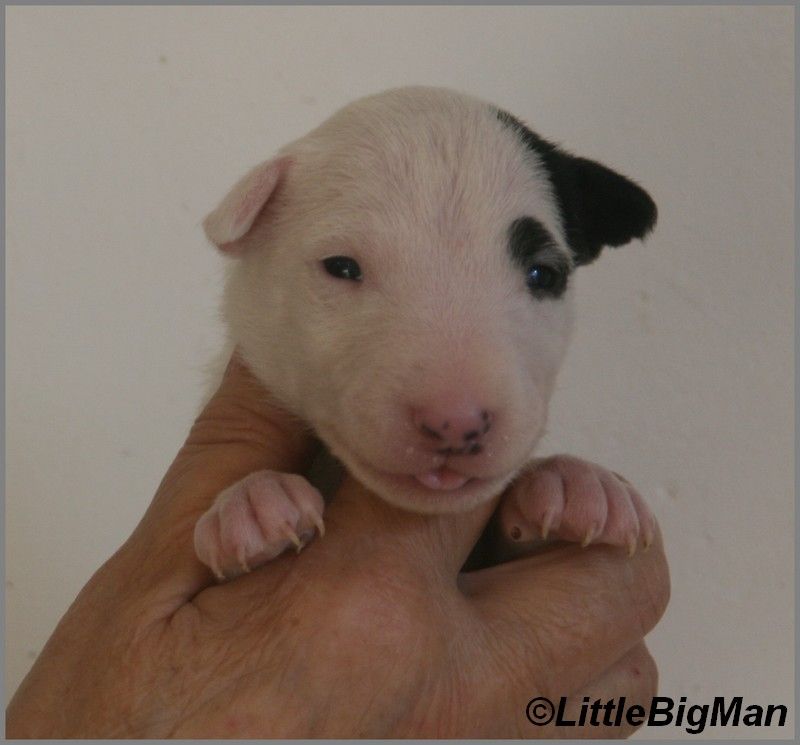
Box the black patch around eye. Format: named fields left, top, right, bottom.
left=508, top=216, right=569, bottom=298
left=322, top=255, right=362, bottom=281
left=508, top=216, right=558, bottom=267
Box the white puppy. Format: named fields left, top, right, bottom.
left=194, top=87, right=658, bottom=579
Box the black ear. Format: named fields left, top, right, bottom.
left=497, top=109, right=658, bottom=265
left=547, top=152, right=658, bottom=265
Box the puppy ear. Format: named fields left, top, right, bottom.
left=203, top=156, right=291, bottom=255
left=554, top=154, right=658, bottom=265
left=496, top=109, right=657, bottom=265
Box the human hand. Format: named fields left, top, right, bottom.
left=6, top=356, right=669, bottom=738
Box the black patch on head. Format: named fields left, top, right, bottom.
left=508, top=216, right=570, bottom=298
left=508, top=216, right=558, bottom=268
left=497, top=109, right=657, bottom=266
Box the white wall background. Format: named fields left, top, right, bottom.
left=6, top=6, right=794, bottom=738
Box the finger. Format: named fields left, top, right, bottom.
left=118, top=354, right=315, bottom=604
left=465, top=523, right=669, bottom=701
left=309, top=473, right=501, bottom=580
left=512, top=643, right=657, bottom=737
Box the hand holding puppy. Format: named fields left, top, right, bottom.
left=6, top=357, right=669, bottom=738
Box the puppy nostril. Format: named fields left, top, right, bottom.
left=467, top=442, right=483, bottom=455
left=420, top=423, right=444, bottom=441
left=414, top=407, right=495, bottom=448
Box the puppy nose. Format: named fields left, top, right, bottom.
left=412, top=401, right=493, bottom=454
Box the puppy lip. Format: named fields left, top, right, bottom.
left=413, top=467, right=471, bottom=491
left=318, top=424, right=510, bottom=505
left=380, top=470, right=507, bottom=515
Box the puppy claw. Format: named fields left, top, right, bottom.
left=581, top=523, right=599, bottom=548
left=311, top=512, right=326, bottom=538
left=235, top=546, right=251, bottom=573
left=210, top=558, right=225, bottom=582
left=283, top=525, right=303, bottom=550
left=540, top=507, right=557, bottom=540
left=500, top=456, right=655, bottom=558
left=195, top=470, right=328, bottom=580
left=641, top=522, right=655, bottom=552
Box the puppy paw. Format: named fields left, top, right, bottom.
left=498, top=455, right=655, bottom=556
left=193, top=470, right=325, bottom=580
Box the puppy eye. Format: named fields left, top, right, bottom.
left=526, top=264, right=566, bottom=296
left=322, top=255, right=362, bottom=281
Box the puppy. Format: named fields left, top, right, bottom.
left=193, top=87, right=658, bottom=579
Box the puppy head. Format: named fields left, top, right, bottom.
left=204, top=87, right=656, bottom=514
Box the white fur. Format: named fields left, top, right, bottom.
left=207, top=87, right=576, bottom=514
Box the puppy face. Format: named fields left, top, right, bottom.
left=205, top=87, right=656, bottom=514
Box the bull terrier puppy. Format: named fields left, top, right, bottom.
left=193, top=87, right=658, bottom=579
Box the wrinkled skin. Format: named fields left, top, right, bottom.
left=6, top=358, right=669, bottom=738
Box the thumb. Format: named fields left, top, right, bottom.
left=118, top=354, right=315, bottom=605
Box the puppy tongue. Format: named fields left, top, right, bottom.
left=415, top=467, right=469, bottom=491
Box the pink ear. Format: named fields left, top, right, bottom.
left=203, top=156, right=291, bottom=255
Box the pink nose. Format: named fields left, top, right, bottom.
left=412, top=401, right=494, bottom=455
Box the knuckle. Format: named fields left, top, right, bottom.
left=629, top=542, right=671, bottom=636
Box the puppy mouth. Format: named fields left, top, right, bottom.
left=318, top=424, right=514, bottom=512
left=349, top=447, right=484, bottom=496
left=352, top=451, right=483, bottom=496
left=375, top=468, right=510, bottom=514
left=413, top=466, right=471, bottom=491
